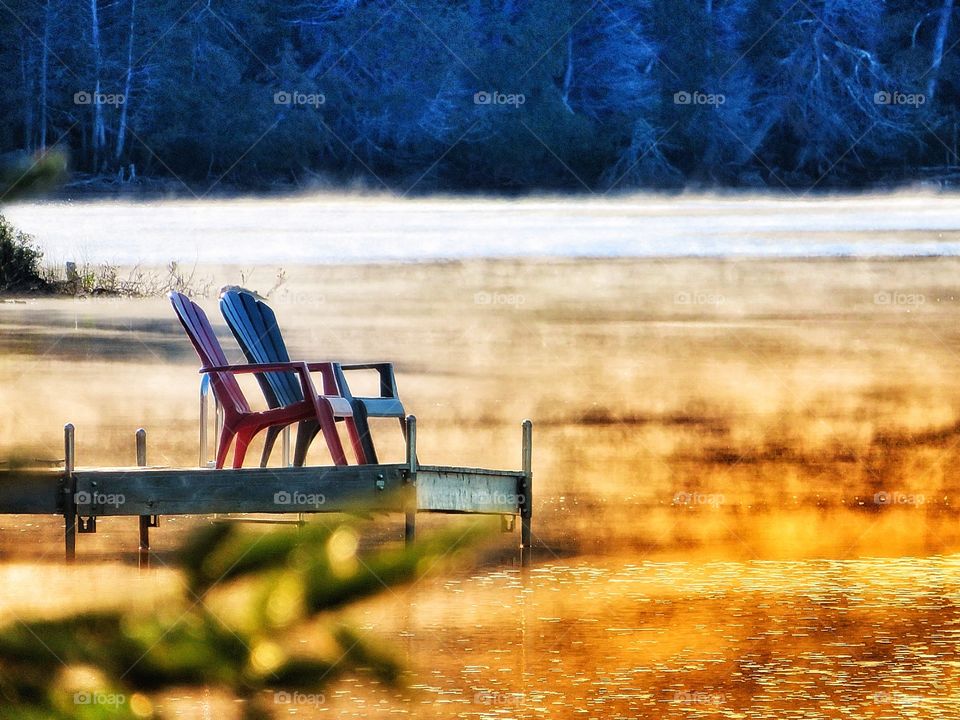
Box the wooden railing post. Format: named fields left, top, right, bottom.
left=137, top=428, right=150, bottom=570
left=63, top=424, right=76, bottom=563
left=404, top=415, right=417, bottom=544
left=520, top=419, right=533, bottom=566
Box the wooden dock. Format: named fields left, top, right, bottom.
left=0, top=417, right=533, bottom=565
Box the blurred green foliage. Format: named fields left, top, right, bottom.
left=0, top=149, right=66, bottom=293
left=0, top=151, right=67, bottom=202
left=0, top=519, right=484, bottom=719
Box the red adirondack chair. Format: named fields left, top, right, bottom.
left=169, top=292, right=366, bottom=468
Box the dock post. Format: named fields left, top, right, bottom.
left=519, top=419, right=533, bottom=566
left=63, top=424, right=76, bottom=564
left=404, top=415, right=417, bottom=544
left=137, top=429, right=150, bottom=570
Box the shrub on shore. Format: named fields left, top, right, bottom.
left=0, top=215, right=50, bottom=294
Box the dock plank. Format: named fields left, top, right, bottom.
left=73, top=465, right=409, bottom=516
left=0, top=469, right=63, bottom=514
left=0, top=464, right=528, bottom=517
left=416, top=467, right=524, bottom=514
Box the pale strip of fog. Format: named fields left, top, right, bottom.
left=7, top=192, right=960, bottom=265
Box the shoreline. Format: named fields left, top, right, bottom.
left=39, top=172, right=960, bottom=201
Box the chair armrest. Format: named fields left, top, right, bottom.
left=337, top=362, right=393, bottom=371
left=204, top=361, right=340, bottom=395
left=334, top=362, right=399, bottom=399
left=203, top=362, right=308, bottom=374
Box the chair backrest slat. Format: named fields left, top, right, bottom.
left=169, top=291, right=250, bottom=417
left=220, top=293, right=283, bottom=409
left=219, top=290, right=304, bottom=408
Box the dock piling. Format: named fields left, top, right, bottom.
left=520, top=419, right=533, bottom=566
left=137, top=428, right=150, bottom=570
left=63, top=424, right=76, bottom=564
left=404, top=415, right=417, bottom=544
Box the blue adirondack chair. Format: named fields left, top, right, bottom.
left=219, top=289, right=407, bottom=466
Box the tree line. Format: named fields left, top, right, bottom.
left=1, top=0, right=958, bottom=193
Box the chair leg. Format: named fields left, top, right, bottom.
left=216, top=428, right=235, bottom=470
left=233, top=428, right=257, bottom=469
left=293, top=420, right=320, bottom=467
left=316, top=402, right=349, bottom=466
left=346, top=418, right=369, bottom=465
left=260, top=425, right=284, bottom=468
left=352, top=406, right=377, bottom=465
left=294, top=413, right=366, bottom=466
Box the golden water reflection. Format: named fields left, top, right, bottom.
left=290, top=554, right=960, bottom=718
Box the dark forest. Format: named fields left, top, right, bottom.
left=2, top=0, right=958, bottom=192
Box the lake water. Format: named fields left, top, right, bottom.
left=7, top=192, right=960, bottom=264
left=310, top=552, right=960, bottom=718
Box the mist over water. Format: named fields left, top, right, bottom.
left=7, top=192, right=960, bottom=264
left=4, top=198, right=960, bottom=717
